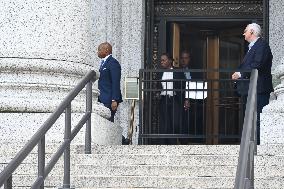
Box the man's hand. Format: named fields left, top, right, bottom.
left=232, top=72, right=240, bottom=80
left=111, top=100, right=118, bottom=111
left=184, top=99, right=190, bottom=111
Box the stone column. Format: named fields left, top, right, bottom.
left=92, top=0, right=145, bottom=143
left=261, top=62, right=284, bottom=144
left=269, top=0, right=284, bottom=71
left=0, top=0, right=117, bottom=144
left=0, top=0, right=98, bottom=112
left=260, top=0, right=284, bottom=144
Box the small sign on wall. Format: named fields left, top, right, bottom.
left=124, top=77, right=139, bottom=100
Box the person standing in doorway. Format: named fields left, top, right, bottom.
left=158, top=53, right=185, bottom=145
left=181, top=50, right=206, bottom=144
left=180, top=50, right=192, bottom=110
left=97, top=42, right=123, bottom=122
left=179, top=51, right=191, bottom=144
left=232, top=23, right=273, bottom=144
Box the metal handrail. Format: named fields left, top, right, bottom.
left=0, top=70, right=96, bottom=189
left=234, top=69, right=258, bottom=189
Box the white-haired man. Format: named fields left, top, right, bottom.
left=232, top=23, right=273, bottom=144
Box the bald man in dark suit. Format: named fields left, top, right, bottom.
left=97, top=42, right=123, bottom=122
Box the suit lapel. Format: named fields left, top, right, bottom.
left=242, top=51, right=250, bottom=64
left=242, top=38, right=261, bottom=64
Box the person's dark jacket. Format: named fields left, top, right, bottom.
left=157, top=68, right=186, bottom=100
left=237, top=38, right=273, bottom=95
left=98, top=55, right=123, bottom=104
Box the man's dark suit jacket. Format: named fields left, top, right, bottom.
left=98, top=55, right=123, bottom=105
left=237, top=38, right=273, bottom=95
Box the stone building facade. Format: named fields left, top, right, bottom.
left=0, top=0, right=283, bottom=144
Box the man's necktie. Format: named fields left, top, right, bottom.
left=185, top=72, right=191, bottom=80
left=100, top=60, right=105, bottom=70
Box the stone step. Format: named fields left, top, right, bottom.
left=255, top=166, right=284, bottom=178
left=255, top=178, right=284, bottom=188
left=0, top=143, right=241, bottom=159
left=257, top=144, right=284, bottom=155
left=3, top=164, right=236, bottom=177
left=74, top=154, right=238, bottom=166
left=75, top=165, right=236, bottom=177
left=3, top=162, right=284, bottom=182
left=10, top=175, right=236, bottom=188
left=1, top=153, right=239, bottom=167
left=2, top=144, right=284, bottom=189
left=255, top=154, right=284, bottom=179
left=6, top=175, right=284, bottom=188
left=1, top=143, right=238, bottom=155
left=3, top=143, right=284, bottom=160
left=88, top=144, right=240, bottom=155
left=255, top=155, right=284, bottom=166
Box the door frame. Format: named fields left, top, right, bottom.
left=157, top=18, right=263, bottom=65
left=142, top=0, right=269, bottom=144
left=145, top=0, right=269, bottom=68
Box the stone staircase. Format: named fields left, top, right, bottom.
left=1, top=143, right=284, bottom=188
left=255, top=144, right=284, bottom=188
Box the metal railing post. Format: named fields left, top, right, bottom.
left=249, top=141, right=255, bottom=188
left=4, top=176, right=12, bottom=189
left=85, top=81, right=92, bottom=154
left=38, top=136, right=45, bottom=189
left=254, top=94, right=257, bottom=154
left=244, top=178, right=251, bottom=189
left=138, top=70, right=143, bottom=145
left=61, top=104, right=72, bottom=189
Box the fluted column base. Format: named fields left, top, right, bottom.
left=261, top=63, right=284, bottom=144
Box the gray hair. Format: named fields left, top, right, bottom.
left=247, top=23, right=262, bottom=37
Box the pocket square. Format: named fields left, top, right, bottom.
left=103, top=68, right=107, bottom=70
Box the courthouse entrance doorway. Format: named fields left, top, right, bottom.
left=168, top=21, right=249, bottom=144
left=142, top=0, right=268, bottom=144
